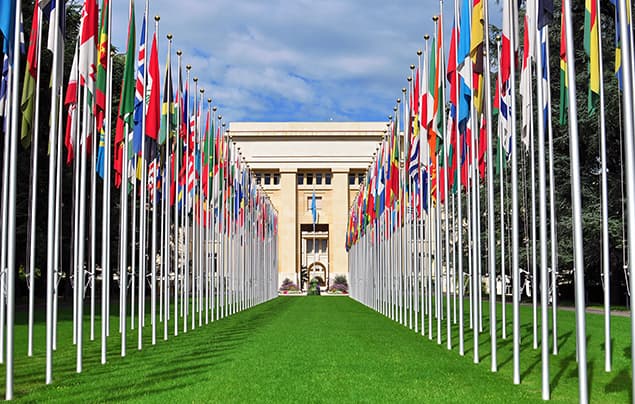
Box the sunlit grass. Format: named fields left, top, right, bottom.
left=1, top=296, right=631, bottom=402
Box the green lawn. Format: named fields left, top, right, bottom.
left=2, top=297, right=632, bottom=402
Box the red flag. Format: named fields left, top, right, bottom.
left=146, top=31, right=160, bottom=140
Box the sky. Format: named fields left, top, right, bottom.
left=110, top=1, right=502, bottom=124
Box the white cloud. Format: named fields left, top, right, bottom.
left=110, top=1, right=500, bottom=123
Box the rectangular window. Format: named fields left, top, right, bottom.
left=297, top=173, right=304, bottom=185
left=264, top=173, right=271, bottom=185
left=255, top=173, right=261, bottom=185
left=358, top=173, right=364, bottom=185
left=316, top=173, right=323, bottom=185
left=306, top=173, right=313, bottom=185
left=307, top=195, right=323, bottom=210
left=273, top=173, right=280, bottom=185
left=348, top=173, right=355, bottom=185
left=325, top=173, right=332, bottom=185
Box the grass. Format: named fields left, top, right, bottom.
left=1, top=296, right=631, bottom=402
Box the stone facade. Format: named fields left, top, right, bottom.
left=229, top=122, right=384, bottom=290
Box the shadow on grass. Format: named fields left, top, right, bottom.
left=13, top=297, right=294, bottom=401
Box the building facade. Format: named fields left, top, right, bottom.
left=230, top=122, right=385, bottom=289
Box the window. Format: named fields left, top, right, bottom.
left=358, top=173, right=364, bottom=185
left=264, top=173, right=271, bottom=185
left=297, top=173, right=304, bottom=185
left=325, top=173, right=332, bottom=185
left=307, top=195, right=323, bottom=210
left=306, top=173, right=313, bottom=185
left=349, top=173, right=355, bottom=185
left=316, top=173, right=323, bottom=185
left=273, top=173, right=280, bottom=185
left=255, top=173, right=261, bottom=185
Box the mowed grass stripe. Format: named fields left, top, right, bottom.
left=4, top=297, right=631, bottom=402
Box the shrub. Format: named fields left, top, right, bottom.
left=329, top=275, right=348, bottom=293
left=307, top=278, right=321, bottom=296
left=279, top=278, right=299, bottom=292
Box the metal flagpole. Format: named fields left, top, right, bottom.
left=101, top=2, right=114, bottom=363
left=545, top=27, right=558, bottom=355
left=438, top=4, right=451, bottom=350
left=150, top=14, right=160, bottom=347
left=26, top=4, right=43, bottom=357
left=164, top=33, right=173, bottom=341
left=592, top=0, right=611, bottom=372
left=614, top=0, right=635, bottom=399
left=6, top=1, right=22, bottom=395
left=453, top=0, right=465, bottom=356
left=138, top=0, right=151, bottom=349
left=562, top=0, right=589, bottom=400
left=482, top=0, right=496, bottom=372
left=120, top=119, right=129, bottom=356
left=46, top=0, right=62, bottom=382
left=53, top=88, right=64, bottom=353
left=184, top=65, right=191, bottom=332
left=507, top=0, right=521, bottom=384
left=174, top=50, right=182, bottom=336
left=534, top=11, right=550, bottom=398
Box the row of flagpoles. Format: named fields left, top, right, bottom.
left=0, top=0, right=279, bottom=399
left=347, top=0, right=635, bottom=402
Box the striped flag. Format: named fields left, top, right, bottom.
left=95, top=0, right=109, bottom=132
left=584, top=0, right=600, bottom=112
left=20, top=0, right=39, bottom=149
left=133, top=15, right=147, bottom=156
left=64, top=42, right=79, bottom=164
left=559, top=0, right=568, bottom=125
left=114, top=0, right=136, bottom=188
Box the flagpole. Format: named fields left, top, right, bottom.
left=562, top=0, right=588, bottom=400
left=26, top=4, right=43, bottom=358
left=591, top=0, right=611, bottom=372
left=45, top=0, right=62, bottom=376
left=53, top=88, right=64, bottom=353
left=174, top=49, right=182, bottom=336
left=614, top=0, right=635, bottom=400
left=482, top=0, right=496, bottom=372
left=137, top=0, right=150, bottom=349
left=5, top=0, right=22, bottom=395
left=149, top=14, right=160, bottom=346
left=453, top=0, right=465, bottom=356
left=545, top=25, right=558, bottom=355
left=164, top=33, right=173, bottom=341
left=506, top=0, right=521, bottom=384
left=100, top=1, right=114, bottom=364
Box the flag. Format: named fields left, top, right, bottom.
left=457, top=0, right=472, bottom=130
left=519, top=11, right=533, bottom=149
left=559, top=1, right=568, bottom=125
left=146, top=29, right=160, bottom=141
left=79, top=0, right=98, bottom=98
left=584, top=0, right=600, bottom=113
left=608, top=0, right=628, bottom=89
left=64, top=41, right=79, bottom=164
left=133, top=15, right=147, bottom=156
left=114, top=0, right=136, bottom=188
left=0, top=0, right=16, bottom=53
left=20, top=1, right=39, bottom=149
left=159, top=47, right=175, bottom=144
left=311, top=189, right=317, bottom=224
left=41, top=0, right=65, bottom=54
left=538, top=0, right=554, bottom=29
left=470, top=0, right=484, bottom=112
left=95, top=0, right=109, bottom=132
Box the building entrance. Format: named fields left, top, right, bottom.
left=301, top=224, right=329, bottom=289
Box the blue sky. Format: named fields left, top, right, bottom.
left=111, top=1, right=502, bottom=123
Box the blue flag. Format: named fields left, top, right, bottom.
left=311, top=190, right=317, bottom=224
